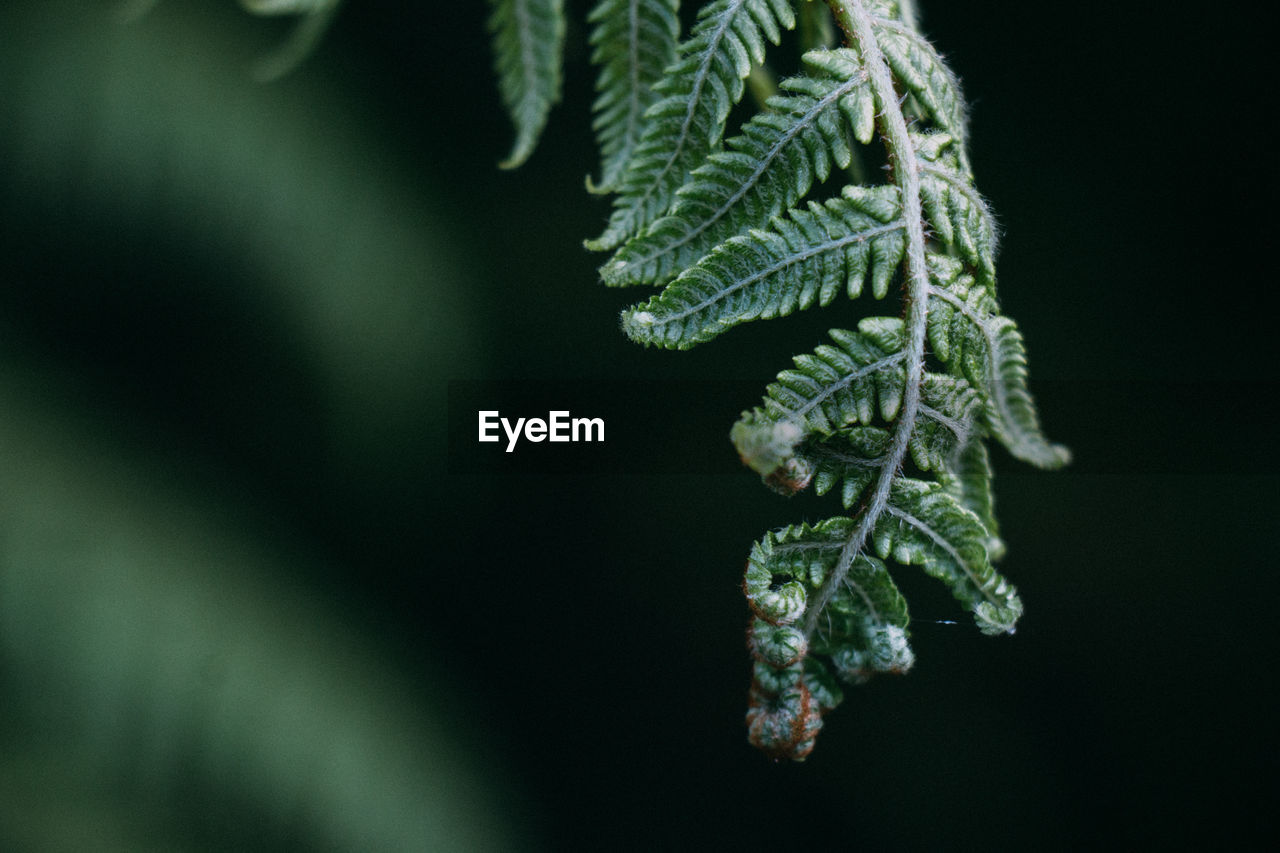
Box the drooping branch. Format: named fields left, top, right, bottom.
left=803, top=0, right=932, bottom=640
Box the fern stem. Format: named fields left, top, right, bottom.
left=804, top=0, right=931, bottom=639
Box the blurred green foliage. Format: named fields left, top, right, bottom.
left=0, top=2, right=512, bottom=848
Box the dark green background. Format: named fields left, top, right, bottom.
left=1, top=1, right=1273, bottom=849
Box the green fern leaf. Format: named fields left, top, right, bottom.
left=729, top=321, right=983, bottom=500
left=910, top=373, right=980, bottom=472
left=739, top=317, right=909, bottom=438
left=792, top=372, right=977, bottom=510
left=744, top=518, right=910, bottom=635
left=808, top=426, right=890, bottom=508
left=586, top=0, right=681, bottom=193
left=489, top=0, right=566, bottom=169
left=601, top=47, right=876, bottom=284
left=876, top=478, right=1021, bottom=635
left=916, top=133, right=996, bottom=278
left=869, top=10, right=969, bottom=159
left=815, top=560, right=913, bottom=687
left=585, top=0, right=797, bottom=250
left=621, top=185, right=905, bottom=347
left=937, top=437, right=1005, bottom=560
left=731, top=342, right=977, bottom=506
left=927, top=256, right=1071, bottom=468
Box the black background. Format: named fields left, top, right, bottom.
left=1, top=1, right=1275, bottom=849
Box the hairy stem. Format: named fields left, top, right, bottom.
left=804, top=0, right=930, bottom=639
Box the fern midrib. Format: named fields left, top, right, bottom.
left=515, top=0, right=539, bottom=111
left=917, top=402, right=967, bottom=440
left=803, top=0, right=930, bottom=641
left=619, top=0, right=645, bottom=172
left=626, top=0, right=748, bottom=231
left=621, top=71, right=869, bottom=272
left=655, top=220, right=905, bottom=324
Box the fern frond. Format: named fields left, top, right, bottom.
left=916, top=133, right=996, bottom=277
left=601, top=47, right=876, bottom=284
left=730, top=336, right=977, bottom=510
left=910, top=374, right=979, bottom=471
left=926, top=256, right=1071, bottom=468
left=938, top=437, right=1005, bottom=560
left=729, top=0, right=1061, bottom=759
left=621, top=185, right=905, bottom=348
left=585, top=0, right=797, bottom=250
left=808, top=426, right=889, bottom=508
left=744, top=518, right=912, bottom=759
left=489, top=0, right=566, bottom=169
left=869, top=10, right=969, bottom=160
left=736, top=317, right=908, bottom=439
left=483, top=0, right=1066, bottom=761
left=877, top=479, right=1022, bottom=635
left=586, top=0, right=681, bottom=193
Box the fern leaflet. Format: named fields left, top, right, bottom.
left=585, top=0, right=797, bottom=250
left=876, top=478, right=1022, bottom=636
left=916, top=133, right=995, bottom=278
left=586, top=0, right=681, bottom=193
left=926, top=255, right=1070, bottom=467
left=870, top=10, right=970, bottom=165
left=937, top=437, right=1005, bottom=560
left=489, top=0, right=566, bottom=169
left=601, top=47, right=876, bottom=285
left=622, top=185, right=905, bottom=347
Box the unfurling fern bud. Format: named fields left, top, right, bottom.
left=831, top=623, right=914, bottom=684
left=741, top=519, right=916, bottom=754
left=749, top=619, right=809, bottom=667
left=746, top=670, right=823, bottom=761
left=731, top=414, right=813, bottom=496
